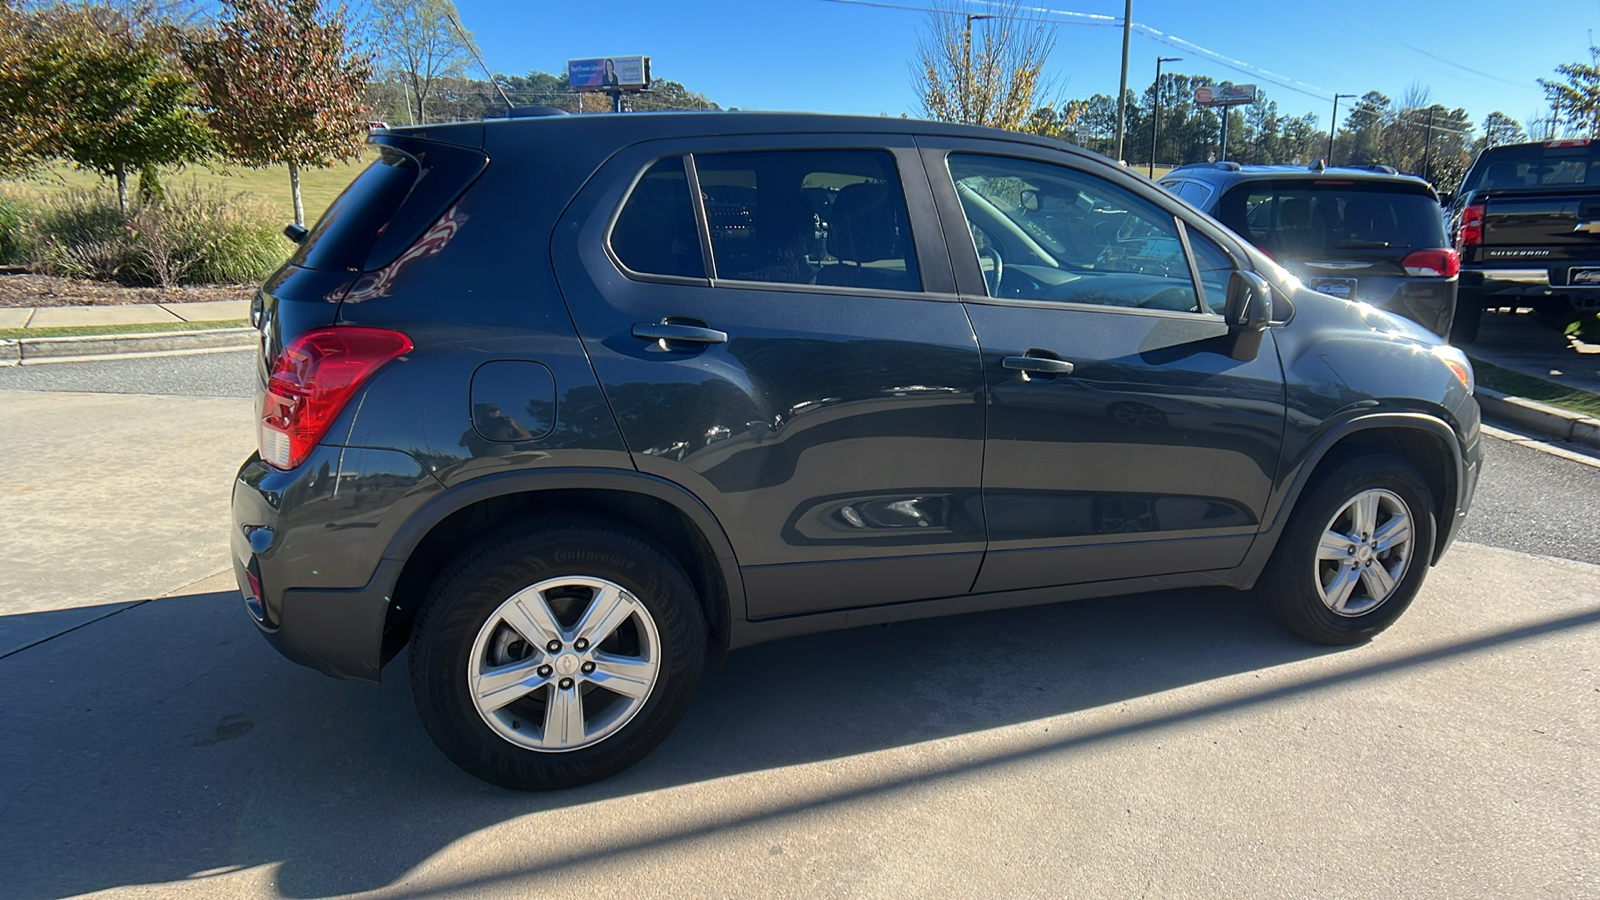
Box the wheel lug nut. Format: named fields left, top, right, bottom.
left=537, top=665, right=552, bottom=677
left=558, top=677, right=574, bottom=689
left=574, top=638, right=589, bottom=651
left=546, top=640, right=561, bottom=653
left=581, top=661, right=595, bottom=674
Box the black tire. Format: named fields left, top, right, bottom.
left=1255, top=453, right=1436, bottom=646
left=1449, top=287, right=1482, bottom=344
left=409, top=520, right=707, bottom=790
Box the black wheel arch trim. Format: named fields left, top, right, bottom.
left=1242, top=410, right=1467, bottom=581
left=377, top=467, right=748, bottom=644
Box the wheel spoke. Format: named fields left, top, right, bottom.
left=587, top=653, right=657, bottom=699
left=1372, top=514, right=1412, bottom=554
left=543, top=684, right=586, bottom=747
left=1318, top=529, right=1357, bottom=561
left=474, top=658, right=550, bottom=712
left=1350, top=492, right=1380, bottom=539
left=573, top=584, right=637, bottom=646
left=1325, top=560, right=1361, bottom=612
left=499, top=591, right=563, bottom=648
left=1360, top=560, right=1398, bottom=600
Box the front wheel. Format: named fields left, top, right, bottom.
left=409, top=521, right=707, bottom=790
left=1255, top=453, right=1436, bottom=645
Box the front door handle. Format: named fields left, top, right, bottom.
left=631, top=322, right=729, bottom=345
left=1002, top=355, right=1075, bottom=375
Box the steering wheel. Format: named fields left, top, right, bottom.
left=978, top=246, right=1004, bottom=296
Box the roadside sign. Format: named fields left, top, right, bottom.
left=568, top=56, right=650, bottom=92
left=1195, top=83, right=1257, bottom=107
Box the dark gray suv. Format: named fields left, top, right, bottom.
left=233, top=112, right=1481, bottom=790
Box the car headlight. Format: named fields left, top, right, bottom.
left=1432, top=345, right=1474, bottom=394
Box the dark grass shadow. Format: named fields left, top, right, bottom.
left=4, top=584, right=1588, bottom=899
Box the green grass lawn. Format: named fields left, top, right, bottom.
left=1471, top=358, right=1600, bottom=419
left=4, top=154, right=371, bottom=226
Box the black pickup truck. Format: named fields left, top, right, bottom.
left=1446, top=139, right=1600, bottom=342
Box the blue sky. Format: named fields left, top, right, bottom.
left=456, top=0, right=1587, bottom=135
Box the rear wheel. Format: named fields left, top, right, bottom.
left=1255, top=453, right=1436, bottom=645
left=1449, top=286, right=1482, bottom=344
left=409, top=521, right=707, bottom=790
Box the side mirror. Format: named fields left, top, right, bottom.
left=1224, top=270, right=1272, bottom=361
left=1019, top=189, right=1040, bottom=212
left=283, top=223, right=309, bottom=244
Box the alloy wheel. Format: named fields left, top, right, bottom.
left=1314, top=488, right=1415, bottom=617
left=467, top=576, right=661, bottom=752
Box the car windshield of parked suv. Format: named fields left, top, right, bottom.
left=1213, top=180, right=1447, bottom=257
left=1463, top=141, right=1600, bottom=190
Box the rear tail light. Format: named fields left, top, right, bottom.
left=1457, top=203, right=1484, bottom=248
left=1401, top=248, right=1461, bottom=277
left=259, top=326, right=412, bottom=470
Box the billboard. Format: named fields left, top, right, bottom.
left=1194, top=83, right=1258, bottom=107
left=568, top=56, right=650, bottom=92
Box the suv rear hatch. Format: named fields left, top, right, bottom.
left=252, top=126, right=488, bottom=460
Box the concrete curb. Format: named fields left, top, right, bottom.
left=1476, top=388, right=1600, bottom=450
left=0, top=327, right=255, bottom=365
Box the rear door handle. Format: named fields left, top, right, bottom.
left=631, top=323, right=729, bottom=345
left=1002, top=355, right=1075, bottom=375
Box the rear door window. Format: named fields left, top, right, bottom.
left=610, top=157, right=705, bottom=279
left=692, top=149, right=921, bottom=291
left=1216, top=180, right=1447, bottom=254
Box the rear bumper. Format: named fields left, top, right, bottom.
left=1464, top=266, right=1600, bottom=308
left=231, top=447, right=440, bottom=683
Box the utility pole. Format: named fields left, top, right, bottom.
left=1150, top=56, right=1181, bottom=177
left=1422, top=106, right=1436, bottom=184
left=964, top=13, right=994, bottom=125
left=1114, top=0, right=1132, bottom=162
left=1327, top=93, right=1356, bottom=165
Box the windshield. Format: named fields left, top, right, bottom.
left=1215, top=180, right=1447, bottom=256
left=1464, top=142, right=1600, bottom=191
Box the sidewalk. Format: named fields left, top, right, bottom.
left=0, top=299, right=249, bottom=330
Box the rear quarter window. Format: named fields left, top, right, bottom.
left=292, top=138, right=488, bottom=273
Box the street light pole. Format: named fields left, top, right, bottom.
left=1327, top=93, right=1356, bottom=165
left=963, top=13, right=994, bottom=125
left=1114, top=0, right=1132, bottom=162
left=1150, top=56, right=1180, bottom=178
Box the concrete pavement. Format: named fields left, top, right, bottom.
left=0, top=389, right=254, bottom=655
left=1, top=299, right=250, bottom=329
left=0, top=544, right=1595, bottom=899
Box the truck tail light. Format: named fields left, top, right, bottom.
left=1401, top=248, right=1460, bottom=277
left=1457, top=203, right=1484, bottom=248
left=259, top=327, right=412, bottom=470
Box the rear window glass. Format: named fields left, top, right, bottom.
left=292, top=139, right=486, bottom=273
left=611, top=157, right=705, bottom=279
left=1466, top=142, right=1600, bottom=190
left=694, top=149, right=920, bottom=291
left=1215, top=180, right=1446, bottom=255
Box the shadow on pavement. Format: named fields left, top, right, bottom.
left=3, top=583, right=1590, bottom=898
